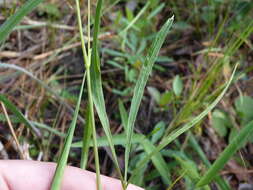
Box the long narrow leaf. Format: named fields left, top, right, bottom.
left=90, top=0, right=124, bottom=183
left=72, top=133, right=144, bottom=148
left=73, top=132, right=171, bottom=184
left=197, top=120, right=253, bottom=187
left=124, top=16, right=174, bottom=181
left=118, top=100, right=128, bottom=131
left=80, top=103, right=92, bottom=169
left=0, top=0, right=44, bottom=44
left=51, top=74, right=86, bottom=190
left=141, top=139, right=171, bottom=185
left=119, top=98, right=171, bottom=184
left=129, top=64, right=238, bottom=183
left=188, top=132, right=231, bottom=190
left=120, top=2, right=150, bottom=34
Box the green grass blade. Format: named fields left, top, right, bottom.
left=141, top=139, right=171, bottom=185
left=120, top=1, right=150, bottom=34
left=0, top=0, right=44, bottom=44
left=124, top=16, right=174, bottom=181
left=129, top=63, right=238, bottom=183
left=197, top=120, right=253, bottom=187
left=90, top=0, right=124, bottom=183
left=173, top=156, right=203, bottom=186
left=32, top=122, right=66, bottom=138
left=75, top=0, right=101, bottom=188
left=75, top=0, right=89, bottom=66
left=118, top=98, right=171, bottom=184
left=91, top=0, right=103, bottom=70
left=80, top=103, right=92, bottom=169
left=0, top=94, right=41, bottom=137
left=72, top=133, right=144, bottom=148
left=73, top=132, right=171, bottom=184
left=188, top=132, right=231, bottom=190
left=51, top=74, right=86, bottom=190
left=118, top=100, right=128, bottom=131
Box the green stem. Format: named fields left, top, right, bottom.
left=87, top=68, right=102, bottom=190
left=75, top=0, right=102, bottom=189
left=75, top=0, right=89, bottom=65
left=88, top=0, right=91, bottom=52
left=80, top=100, right=92, bottom=169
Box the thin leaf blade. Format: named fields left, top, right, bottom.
left=129, top=63, right=238, bottom=183
left=80, top=103, right=92, bottom=169
left=141, top=139, right=171, bottom=185
left=0, top=0, right=44, bottom=44
left=197, top=120, right=253, bottom=187
left=51, top=75, right=86, bottom=190
left=90, top=0, right=124, bottom=183
left=124, top=16, right=174, bottom=181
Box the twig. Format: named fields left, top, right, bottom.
left=0, top=102, right=25, bottom=159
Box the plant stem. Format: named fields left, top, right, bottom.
left=87, top=67, right=102, bottom=190
left=75, top=0, right=88, bottom=65
left=1, top=102, right=24, bottom=159
left=75, top=0, right=102, bottom=189
left=88, top=0, right=91, bottom=52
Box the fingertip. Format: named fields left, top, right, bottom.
left=127, top=184, right=145, bottom=190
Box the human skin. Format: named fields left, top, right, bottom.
left=0, top=160, right=143, bottom=190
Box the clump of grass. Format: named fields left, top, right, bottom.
left=128, top=63, right=238, bottom=183
left=51, top=0, right=103, bottom=188
left=51, top=0, right=174, bottom=188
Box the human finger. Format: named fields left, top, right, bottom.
left=0, top=160, right=143, bottom=190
